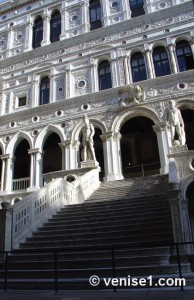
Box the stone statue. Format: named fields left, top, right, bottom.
left=81, top=115, right=96, bottom=161
left=164, top=100, right=186, bottom=146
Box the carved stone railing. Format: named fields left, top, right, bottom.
left=0, top=168, right=100, bottom=251
left=12, top=177, right=30, bottom=191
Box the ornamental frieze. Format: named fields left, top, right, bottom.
left=0, top=10, right=193, bottom=74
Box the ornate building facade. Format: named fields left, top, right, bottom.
left=0, top=0, right=194, bottom=241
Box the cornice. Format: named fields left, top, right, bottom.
left=0, top=0, right=39, bottom=15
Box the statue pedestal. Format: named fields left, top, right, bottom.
left=81, top=160, right=99, bottom=169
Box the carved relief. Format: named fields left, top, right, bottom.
left=109, top=0, right=121, bottom=14
left=13, top=28, right=25, bottom=46
left=119, top=85, right=145, bottom=106
left=0, top=34, right=7, bottom=51
left=56, top=78, right=65, bottom=101
left=74, top=73, right=90, bottom=96
left=68, top=8, right=81, bottom=28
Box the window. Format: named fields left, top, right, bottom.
left=89, top=0, right=102, bottom=30
left=131, top=52, right=147, bottom=82
left=50, top=11, right=61, bottom=43
left=176, top=41, right=194, bottom=72
left=18, top=97, right=27, bottom=107
left=32, top=17, right=43, bottom=49
left=40, top=77, right=50, bottom=105
left=98, top=60, right=112, bottom=90
left=129, top=0, right=145, bottom=18
left=153, top=46, right=171, bottom=77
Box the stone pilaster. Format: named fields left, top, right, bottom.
left=27, top=149, right=43, bottom=189
left=82, top=0, right=90, bottom=33
left=90, top=58, right=98, bottom=92
left=144, top=48, right=154, bottom=79
left=59, top=141, right=80, bottom=170
left=0, top=154, right=14, bottom=193
left=41, top=10, right=51, bottom=47
left=167, top=43, right=178, bottom=73
left=24, top=18, right=33, bottom=52
left=153, top=122, right=170, bottom=174
left=100, top=132, right=123, bottom=182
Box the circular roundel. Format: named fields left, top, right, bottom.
left=77, top=80, right=86, bottom=88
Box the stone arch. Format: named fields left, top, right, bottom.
left=112, top=106, right=160, bottom=133
left=180, top=175, right=194, bottom=201
left=6, top=131, right=33, bottom=155
left=175, top=35, right=190, bottom=44
left=151, top=40, right=167, bottom=50
left=130, top=47, right=144, bottom=55
left=0, top=139, right=5, bottom=154
left=72, top=118, right=106, bottom=141
left=35, top=124, right=65, bottom=149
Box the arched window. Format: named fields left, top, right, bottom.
left=50, top=11, right=61, bottom=43
left=89, top=0, right=102, bottom=31
left=129, top=0, right=145, bottom=18
left=131, top=52, right=147, bottom=82
left=32, top=16, right=43, bottom=49
left=176, top=40, right=194, bottom=72
left=40, top=77, right=50, bottom=105
left=153, top=46, right=171, bottom=77
left=98, top=60, right=112, bottom=90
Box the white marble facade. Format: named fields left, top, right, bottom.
left=0, top=0, right=194, bottom=198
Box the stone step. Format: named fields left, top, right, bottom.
left=29, top=225, right=172, bottom=242
left=46, top=209, right=171, bottom=226
left=35, top=221, right=172, bottom=236
left=40, top=214, right=171, bottom=231
left=20, top=234, right=173, bottom=249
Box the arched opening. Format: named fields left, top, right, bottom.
left=131, top=52, right=147, bottom=82
left=176, top=40, right=194, bottom=72
left=40, top=76, right=50, bottom=105
left=98, top=60, right=112, bottom=90
left=50, top=11, right=61, bottom=43
left=129, top=0, right=145, bottom=18
left=181, top=109, right=194, bottom=150
left=186, top=181, right=194, bottom=240
left=153, top=46, right=171, bottom=77
left=89, top=0, right=102, bottom=30
left=120, top=117, right=160, bottom=178
left=32, top=16, right=43, bottom=49
left=13, top=139, right=30, bottom=190
left=43, top=132, right=62, bottom=174
left=93, top=128, right=104, bottom=181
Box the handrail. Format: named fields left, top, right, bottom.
left=123, top=162, right=160, bottom=177
left=1, top=240, right=194, bottom=292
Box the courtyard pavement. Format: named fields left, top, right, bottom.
left=0, top=288, right=194, bottom=300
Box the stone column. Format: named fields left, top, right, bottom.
left=153, top=122, right=169, bottom=174
left=60, top=8, right=66, bottom=41
left=41, top=10, right=51, bottom=47
left=90, top=58, right=98, bottom=92
left=31, top=77, right=39, bottom=107
left=27, top=149, right=43, bottom=189
left=122, top=0, right=131, bottom=19
left=181, top=199, right=193, bottom=253
left=6, top=28, right=14, bottom=58
left=116, top=53, right=126, bottom=87
left=101, top=1, right=109, bottom=26
left=60, top=140, right=79, bottom=170
left=0, top=205, right=13, bottom=252
left=100, top=132, right=123, bottom=182
left=144, top=48, right=154, bottom=79
left=65, top=64, right=72, bottom=98
left=24, top=18, right=33, bottom=51
left=168, top=183, right=184, bottom=244
left=0, top=154, right=14, bottom=193
left=82, top=0, right=90, bottom=33
left=110, top=58, right=118, bottom=88
left=123, top=55, right=130, bottom=85
left=167, top=43, right=178, bottom=74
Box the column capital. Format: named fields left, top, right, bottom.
left=153, top=122, right=168, bottom=133
left=100, top=131, right=122, bottom=142
left=28, top=148, right=43, bottom=155
left=0, top=154, right=14, bottom=160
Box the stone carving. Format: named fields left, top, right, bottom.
left=68, top=8, right=81, bottom=28
left=63, top=120, right=75, bottom=138
left=119, top=85, right=145, bottom=106
left=56, top=79, right=65, bottom=101
left=164, top=100, right=186, bottom=146
left=74, top=73, right=89, bottom=96
left=13, top=28, right=25, bottom=46
left=0, top=34, right=7, bottom=51
left=146, top=88, right=158, bottom=97
left=109, top=0, right=120, bottom=14
left=81, top=115, right=96, bottom=161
